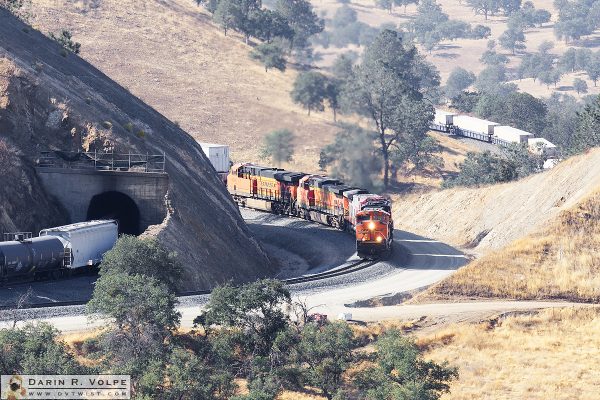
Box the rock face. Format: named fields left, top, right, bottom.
left=0, top=9, right=275, bottom=289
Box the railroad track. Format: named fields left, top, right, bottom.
left=0, top=259, right=380, bottom=312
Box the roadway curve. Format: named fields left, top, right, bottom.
left=0, top=209, right=584, bottom=331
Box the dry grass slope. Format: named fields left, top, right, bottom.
left=29, top=0, right=480, bottom=185
left=422, top=307, right=600, bottom=400
left=416, top=189, right=600, bottom=302
left=392, top=147, right=600, bottom=254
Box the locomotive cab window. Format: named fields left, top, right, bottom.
left=357, top=214, right=370, bottom=222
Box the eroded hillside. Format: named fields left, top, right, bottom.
left=29, top=0, right=340, bottom=172
left=0, top=9, right=274, bottom=289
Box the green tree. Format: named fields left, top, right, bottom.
left=553, top=0, right=600, bottom=43
left=196, top=279, right=292, bottom=357
left=585, top=52, right=600, bottom=86
left=319, top=123, right=382, bottom=189
left=165, top=347, right=236, bottom=400
left=466, top=0, right=500, bottom=20
left=450, top=91, right=481, bottom=112
left=558, top=47, right=577, bottom=72
left=259, top=129, right=296, bottom=164
left=445, top=67, right=476, bottom=99
left=470, top=24, right=492, bottom=39
left=275, top=0, right=324, bottom=51
left=49, top=30, right=81, bottom=54
left=99, top=235, right=182, bottom=290
left=475, top=91, right=547, bottom=134
left=480, top=40, right=509, bottom=65
left=498, top=27, right=525, bottom=54
left=250, top=42, right=287, bottom=72
left=342, top=29, right=440, bottom=188
left=573, top=77, right=588, bottom=94
left=575, top=48, right=593, bottom=70
left=291, top=71, right=327, bottom=115
left=214, top=0, right=237, bottom=35
left=0, top=323, right=85, bottom=375
left=331, top=53, right=355, bottom=82
left=444, top=145, right=542, bottom=187
left=569, top=94, right=600, bottom=154
left=354, top=329, right=458, bottom=400
left=250, top=9, right=294, bottom=43
left=332, top=5, right=357, bottom=28
left=296, top=322, right=354, bottom=400
left=475, top=64, right=506, bottom=92
left=86, top=272, right=181, bottom=399
left=0, top=0, right=32, bottom=22
left=325, top=78, right=341, bottom=121
left=543, top=93, right=581, bottom=152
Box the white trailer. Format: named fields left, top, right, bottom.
left=528, top=138, right=558, bottom=158
left=40, top=220, right=118, bottom=269
left=493, top=126, right=533, bottom=144
left=199, top=143, right=230, bottom=173
left=453, top=115, right=499, bottom=135
left=434, top=109, right=455, bottom=126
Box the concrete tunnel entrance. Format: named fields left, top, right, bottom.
left=86, top=191, right=141, bottom=235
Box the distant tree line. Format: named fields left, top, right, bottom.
left=0, top=236, right=459, bottom=400
left=196, top=0, right=324, bottom=70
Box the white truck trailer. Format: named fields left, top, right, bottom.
left=199, top=143, right=231, bottom=174
left=493, top=126, right=533, bottom=144
left=40, top=220, right=118, bottom=269
left=528, top=138, right=558, bottom=158
left=434, top=109, right=455, bottom=126
left=453, top=115, right=499, bottom=135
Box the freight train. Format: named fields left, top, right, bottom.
left=0, top=220, right=118, bottom=283
left=227, top=163, right=393, bottom=259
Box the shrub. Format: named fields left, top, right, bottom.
left=123, top=122, right=133, bottom=132
left=136, top=129, right=145, bottom=138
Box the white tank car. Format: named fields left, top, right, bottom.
left=39, top=220, right=118, bottom=269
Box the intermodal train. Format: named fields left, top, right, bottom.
left=227, top=163, right=393, bottom=259
left=0, top=220, right=118, bottom=283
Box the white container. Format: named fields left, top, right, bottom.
left=199, top=143, right=230, bottom=173
left=337, top=312, right=352, bottom=321
left=453, top=115, right=499, bottom=134
left=493, top=126, right=533, bottom=144
left=528, top=138, right=558, bottom=157
left=434, top=109, right=455, bottom=125
left=40, top=220, right=118, bottom=269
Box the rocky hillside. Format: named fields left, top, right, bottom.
left=0, top=9, right=274, bottom=289
left=393, top=148, right=600, bottom=254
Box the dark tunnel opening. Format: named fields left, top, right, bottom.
left=86, top=191, right=141, bottom=235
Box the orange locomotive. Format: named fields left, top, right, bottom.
left=227, top=163, right=393, bottom=259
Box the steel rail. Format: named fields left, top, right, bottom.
left=0, top=260, right=380, bottom=311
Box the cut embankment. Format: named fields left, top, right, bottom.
left=414, top=189, right=600, bottom=303
left=392, top=148, right=600, bottom=255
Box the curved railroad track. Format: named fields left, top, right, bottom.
left=0, top=259, right=380, bottom=311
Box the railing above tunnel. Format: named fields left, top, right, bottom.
left=37, top=150, right=166, bottom=173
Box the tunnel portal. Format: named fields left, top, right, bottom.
left=87, top=191, right=141, bottom=235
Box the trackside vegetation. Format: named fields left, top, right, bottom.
left=0, top=236, right=457, bottom=399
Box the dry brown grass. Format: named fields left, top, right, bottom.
left=422, top=306, right=600, bottom=400
left=28, top=0, right=481, bottom=187
left=417, top=190, right=600, bottom=302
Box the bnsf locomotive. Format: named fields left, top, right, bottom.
left=227, top=163, right=393, bottom=259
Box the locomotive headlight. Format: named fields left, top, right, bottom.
left=368, top=221, right=375, bottom=230
left=376, top=236, right=383, bottom=243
